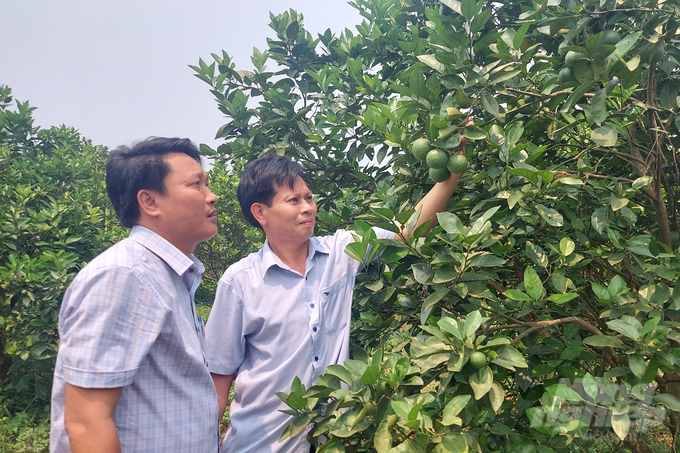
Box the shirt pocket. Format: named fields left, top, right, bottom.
left=319, top=278, right=352, bottom=334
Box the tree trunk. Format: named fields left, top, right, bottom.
left=624, top=433, right=655, bottom=453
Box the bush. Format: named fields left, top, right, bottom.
left=0, top=85, right=125, bottom=413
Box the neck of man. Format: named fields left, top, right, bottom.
left=267, top=236, right=310, bottom=275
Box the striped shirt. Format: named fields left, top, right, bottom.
left=50, top=226, right=219, bottom=452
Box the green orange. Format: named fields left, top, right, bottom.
left=429, top=167, right=450, bottom=182
left=411, top=137, right=430, bottom=161
left=426, top=149, right=448, bottom=169
left=469, top=351, right=487, bottom=369
left=447, top=153, right=468, bottom=174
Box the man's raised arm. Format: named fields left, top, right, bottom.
left=398, top=118, right=472, bottom=239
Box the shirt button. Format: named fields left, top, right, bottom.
left=310, top=304, right=315, bottom=308
left=314, top=356, right=319, bottom=361
left=188, top=268, right=195, bottom=273
left=313, top=327, right=317, bottom=332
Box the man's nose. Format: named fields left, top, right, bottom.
left=206, top=188, right=218, bottom=204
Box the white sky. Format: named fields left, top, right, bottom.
left=0, top=0, right=361, bottom=149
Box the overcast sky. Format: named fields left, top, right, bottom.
left=0, top=0, right=361, bottom=149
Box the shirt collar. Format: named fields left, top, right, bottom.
left=261, top=236, right=329, bottom=276
left=129, top=225, right=205, bottom=277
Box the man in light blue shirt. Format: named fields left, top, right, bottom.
left=205, top=146, right=466, bottom=452
left=50, top=138, right=220, bottom=452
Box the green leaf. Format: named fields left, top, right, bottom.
left=607, top=275, right=628, bottom=297
left=535, top=204, right=563, bottom=227
left=508, top=191, right=523, bottom=209
left=582, top=373, right=598, bottom=400
left=442, top=395, right=472, bottom=425
left=610, top=194, right=629, bottom=211
left=632, top=176, right=653, bottom=190
left=278, top=411, right=316, bottom=441
left=345, top=359, right=368, bottom=378
left=612, top=413, right=630, bottom=441
left=435, top=433, right=469, bottom=453
left=391, top=401, right=412, bottom=419
left=526, top=407, right=550, bottom=433
left=361, top=365, right=380, bottom=385
left=546, top=293, right=579, bottom=304
left=412, top=264, right=433, bottom=284
left=326, top=365, right=354, bottom=385
left=482, top=92, right=500, bottom=117
left=560, top=81, right=595, bottom=113
left=421, top=288, right=450, bottom=324
left=559, top=237, right=575, bottom=256
left=460, top=0, right=478, bottom=21
left=462, top=125, right=487, bottom=140
left=607, top=319, right=639, bottom=340
left=417, top=55, right=446, bottom=73
left=504, top=289, right=533, bottom=301
left=469, top=254, right=506, bottom=267
left=469, top=365, right=493, bottom=400
left=438, top=212, right=467, bottom=236
left=438, top=318, right=463, bottom=339
left=524, top=266, right=544, bottom=300
left=492, top=345, right=528, bottom=370
left=434, top=265, right=458, bottom=283
left=582, top=335, right=625, bottom=348
left=464, top=311, right=483, bottom=339
left=489, top=70, right=522, bottom=85
left=546, top=383, right=583, bottom=402
left=591, top=207, right=608, bottom=235
left=345, top=241, right=367, bottom=263
left=489, top=382, right=504, bottom=412
left=654, top=393, right=680, bottom=411
left=508, top=167, right=539, bottom=184
left=374, top=417, right=395, bottom=453
left=586, top=87, right=607, bottom=126
left=389, top=439, right=426, bottom=453
left=628, top=354, right=646, bottom=379
left=591, top=124, right=618, bottom=147
left=526, top=241, right=548, bottom=268
left=591, top=282, right=610, bottom=301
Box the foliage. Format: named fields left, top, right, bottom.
left=197, top=0, right=680, bottom=451
left=0, top=85, right=125, bottom=413
left=193, top=159, right=262, bottom=305
left=0, top=408, right=50, bottom=453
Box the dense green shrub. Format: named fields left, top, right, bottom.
left=0, top=85, right=125, bottom=413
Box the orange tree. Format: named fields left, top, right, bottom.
left=194, top=0, right=680, bottom=451
left=0, top=86, right=125, bottom=414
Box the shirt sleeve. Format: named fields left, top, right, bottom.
left=204, top=279, right=245, bottom=376
left=57, top=265, right=168, bottom=389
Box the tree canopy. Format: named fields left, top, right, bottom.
left=194, top=0, right=680, bottom=451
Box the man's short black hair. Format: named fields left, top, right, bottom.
left=237, top=154, right=310, bottom=229
left=106, top=137, right=202, bottom=228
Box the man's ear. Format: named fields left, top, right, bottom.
left=137, top=189, right=161, bottom=218
left=251, top=203, right=267, bottom=227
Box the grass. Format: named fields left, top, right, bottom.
left=0, top=408, right=50, bottom=453
left=589, top=421, right=673, bottom=453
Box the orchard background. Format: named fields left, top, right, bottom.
left=2, top=0, right=680, bottom=451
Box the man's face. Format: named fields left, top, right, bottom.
left=257, top=176, right=317, bottom=245
left=152, top=153, right=217, bottom=255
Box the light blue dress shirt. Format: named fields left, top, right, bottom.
left=50, top=226, right=219, bottom=453
left=205, top=228, right=394, bottom=453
